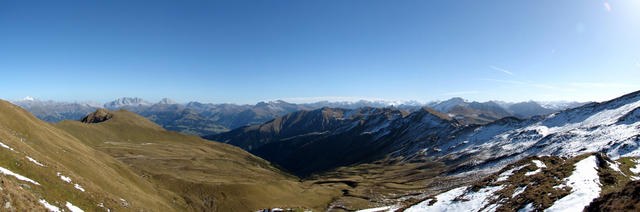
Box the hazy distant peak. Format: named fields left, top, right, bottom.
left=23, top=96, right=36, bottom=101
left=80, top=101, right=103, bottom=108
left=428, top=97, right=470, bottom=112
left=158, top=98, right=177, bottom=105
left=104, top=97, right=151, bottom=108
left=271, top=100, right=288, bottom=104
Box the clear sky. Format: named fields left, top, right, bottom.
left=1, top=0, right=639, bottom=104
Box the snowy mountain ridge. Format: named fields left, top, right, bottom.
left=211, top=90, right=640, bottom=179
left=351, top=90, right=640, bottom=211
left=423, top=90, right=640, bottom=174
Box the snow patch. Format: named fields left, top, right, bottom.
left=74, top=183, right=85, bottom=192
left=26, top=156, right=45, bottom=167
left=405, top=185, right=504, bottom=212
left=39, top=199, right=60, bottom=212
left=534, top=126, right=550, bottom=137
left=532, top=160, right=547, bottom=168
left=525, top=160, right=546, bottom=176
left=0, top=141, right=16, bottom=152
left=356, top=205, right=399, bottom=212
left=524, top=170, right=540, bottom=176
left=545, top=155, right=601, bottom=212
left=405, top=187, right=467, bottom=212
left=496, top=165, right=528, bottom=182
left=56, top=172, right=85, bottom=192
left=97, top=203, right=111, bottom=212
left=0, top=166, right=40, bottom=185
left=484, top=203, right=501, bottom=212
left=512, top=186, right=527, bottom=198
left=630, top=159, right=640, bottom=174
left=517, top=203, right=534, bottom=212
left=607, top=161, right=624, bottom=176
left=66, top=202, right=84, bottom=212
left=57, top=172, right=72, bottom=183
left=553, top=184, right=567, bottom=190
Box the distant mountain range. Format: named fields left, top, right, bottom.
left=206, top=89, right=640, bottom=210
left=2, top=90, right=639, bottom=211
left=11, top=97, right=585, bottom=136
left=426, top=98, right=587, bottom=125
left=210, top=90, right=638, bottom=178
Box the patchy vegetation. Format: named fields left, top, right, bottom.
left=586, top=180, right=640, bottom=211
left=0, top=176, right=47, bottom=211
left=396, top=153, right=640, bottom=212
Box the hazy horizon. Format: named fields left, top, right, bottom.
left=7, top=92, right=620, bottom=106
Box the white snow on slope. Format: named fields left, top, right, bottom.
left=57, top=172, right=71, bottom=183
left=26, top=156, right=45, bottom=167
left=405, top=187, right=467, bottom=212
left=545, top=155, right=601, bottom=212
left=630, top=159, right=640, bottom=174
left=525, top=160, right=546, bottom=176
left=356, top=205, right=399, bottom=212
left=66, top=202, right=84, bottom=212
left=525, top=169, right=540, bottom=176
left=0, top=166, right=40, bottom=185
left=512, top=186, right=527, bottom=198
left=517, top=203, right=535, bottom=212
left=532, top=160, right=546, bottom=168
left=607, top=161, right=625, bottom=176
left=405, top=185, right=504, bottom=212
left=608, top=161, right=621, bottom=172
left=74, top=183, right=85, bottom=192
left=441, top=95, right=640, bottom=177
left=56, top=172, right=85, bottom=191
left=496, top=165, right=528, bottom=182
left=538, top=99, right=640, bottom=158
left=0, top=141, right=16, bottom=152
left=39, top=199, right=60, bottom=212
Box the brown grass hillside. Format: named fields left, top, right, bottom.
left=54, top=108, right=341, bottom=211
left=0, top=100, right=173, bottom=211
left=0, top=100, right=343, bottom=211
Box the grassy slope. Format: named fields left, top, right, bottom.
left=54, top=109, right=340, bottom=211
left=0, top=175, right=47, bottom=211
left=0, top=100, right=173, bottom=211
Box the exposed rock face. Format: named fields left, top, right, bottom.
left=80, top=108, right=114, bottom=123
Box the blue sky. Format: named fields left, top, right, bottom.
left=1, top=0, right=639, bottom=104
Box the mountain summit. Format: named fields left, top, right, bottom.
left=79, top=108, right=113, bottom=123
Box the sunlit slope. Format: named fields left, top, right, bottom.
left=0, top=100, right=174, bottom=211
left=55, top=108, right=340, bottom=211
